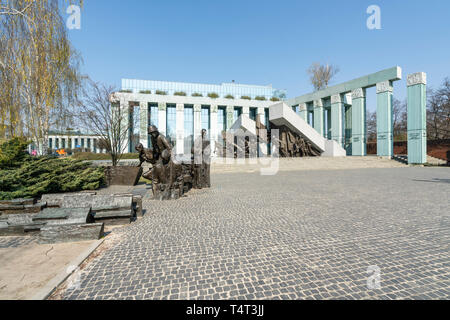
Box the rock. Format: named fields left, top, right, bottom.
left=105, top=166, right=143, bottom=186
left=38, top=223, right=104, bottom=244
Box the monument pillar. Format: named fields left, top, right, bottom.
left=351, top=88, right=367, bottom=156
left=193, top=104, right=202, bottom=138
left=299, top=103, right=307, bottom=121
left=376, top=81, right=394, bottom=157
left=226, top=105, right=234, bottom=129
left=331, top=94, right=345, bottom=147
left=176, top=103, right=184, bottom=155
left=313, top=99, right=325, bottom=137
left=407, top=72, right=427, bottom=164
left=210, top=105, right=218, bottom=158
left=139, top=101, right=148, bottom=148
left=158, top=102, right=167, bottom=136
left=119, top=100, right=130, bottom=153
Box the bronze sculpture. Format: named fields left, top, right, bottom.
left=139, top=126, right=211, bottom=200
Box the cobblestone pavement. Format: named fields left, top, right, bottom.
left=0, top=237, right=37, bottom=249
left=57, top=167, right=450, bottom=300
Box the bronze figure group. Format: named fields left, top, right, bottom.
left=136, top=126, right=211, bottom=200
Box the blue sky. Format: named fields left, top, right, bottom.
left=66, top=0, right=450, bottom=111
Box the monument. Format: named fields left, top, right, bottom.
left=137, top=126, right=211, bottom=200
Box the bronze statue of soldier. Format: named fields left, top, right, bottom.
left=135, top=143, right=155, bottom=180
left=148, top=125, right=173, bottom=197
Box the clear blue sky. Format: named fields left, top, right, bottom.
left=66, top=0, right=450, bottom=111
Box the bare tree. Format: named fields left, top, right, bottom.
left=0, top=0, right=82, bottom=153
left=75, top=79, right=134, bottom=166
left=427, top=78, right=450, bottom=140
left=307, top=62, right=340, bottom=91
left=392, top=98, right=407, bottom=140
left=366, top=110, right=377, bottom=142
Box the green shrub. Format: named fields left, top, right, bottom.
left=208, top=92, right=219, bottom=99
left=270, top=97, right=281, bottom=102
left=255, top=96, right=267, bottom=101
left=225, top=94, right=234, bottom=99
left=155, top=90, right=167, bottom=95
left=174, top=91, right=186, bottom=96
left=241, top=96, right=251, bottom=100
left=0, top=137, right=30, bottom=169
left=0, top=157, right=105, bottom=200
left=139, top=90, right=152, bottom=94
left=119, top=89, right=132, bottom=93
left=0, top=139, right=105, bottom=200
left=192, top=93, right=203, bottom=97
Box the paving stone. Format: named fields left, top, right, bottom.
left=56, top=167, right=450, bottom=300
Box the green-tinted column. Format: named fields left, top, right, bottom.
left=331, top=94, right=344, bottom=147
left=299, top=103, right=307, bottom=121
left=313, top=99, right=325, bottom=137
left=351, top=88, right=366, bottom=156
left=376, top=81, right=394, bottom=157
left=407, top=72, right=427, bottom=164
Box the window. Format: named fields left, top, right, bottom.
left=49, top=138, right=53, bottom=149
left=166, top=104, right=177, bottom=146
left=233, top=107, right=242, bottom=123
left=249, top=108, right=257, bottom=121
left=184, top=105, right=194, bottom=152
left=201, top=106, right=210, bottom=137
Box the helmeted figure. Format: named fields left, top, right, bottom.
left=135, top=143, right=155, bottom=180
left=148, top=125, right=173, bottom=197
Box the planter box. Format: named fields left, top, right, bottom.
left=105, top=166, right=143, bottom=186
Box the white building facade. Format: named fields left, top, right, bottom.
left=115, top=79, right=285, bottom=156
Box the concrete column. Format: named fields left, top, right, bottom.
left=158, top=102, right=167, bottom=136
left=331, top=94, right=345, bottom=147
left=226, top=105, right=234, bottom=130
left=351, top=88, right=367, bottom=156
left=376, top=81, right=394, bottom=157
left=313, top=99, right=325, bottom=137
left=242, top=106, right=250, bottom=116
left=139, top=101, right=149, bottom=148
left=210, top=105, right=218, bottom=157
left=176, top=103, right=184, bottom=155
left=407, top=72, right=427, bottom=164
left=118, top=100, right=130, bottom=153
left=257, top=108, right=267, bottom=157
left=194, top=104, right=202, bottom=139
left=299, top=103, right=307, bottom=122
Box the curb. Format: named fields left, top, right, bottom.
left=30, top=237, right=105, bottom=300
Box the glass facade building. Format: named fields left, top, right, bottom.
left=122, top=79, right=285, bottom=100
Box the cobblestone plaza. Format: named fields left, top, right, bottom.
left=52, top=164, right=449, bottom=300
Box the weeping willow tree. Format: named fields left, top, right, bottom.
left=0, top=0, right=82, bottom=153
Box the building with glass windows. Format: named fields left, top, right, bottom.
left=117, top=79, right=284, bottom=156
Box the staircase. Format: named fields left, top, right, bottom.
left=269, top=102, right=346, bottom=157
